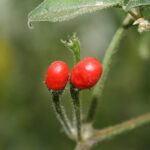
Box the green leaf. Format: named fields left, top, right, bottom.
left=125, top=0, right=150, bottom=10
left=142, top=7, right=150, bottom=18
left=28, top=0, right=122, bottom=23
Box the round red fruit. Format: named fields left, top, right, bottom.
left=70, top=57, right=102, bottom=89
left=45, top=61, right=69, bottom=91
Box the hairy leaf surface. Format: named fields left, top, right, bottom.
left=28, top=0, right=122, bottom=23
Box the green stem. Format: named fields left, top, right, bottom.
left=93, top=15, right=134, bottom=99
left=86, top=97, right=98, bottom=123
left=86, top=15, right=134, bottom=124
left=75, top=113, right=150, bottom=150
left=73, top=46, right=81, bottom=64
left=52, top=91, right=72, bottom=138
left=70, top=84, right=81, bottom=141
left=93, top=27, right=125, bottom=98
left=95, top=113, right=150, bottom=142
left=128, top=10, right=139, bottom=19
left=61, top=33, right=80, bottom=64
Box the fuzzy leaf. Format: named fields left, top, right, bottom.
left=125, top=0, right=150, bottom=10
left=28, top=0, right=122, bottom=23
left=142, top=7, right=150, bottom=18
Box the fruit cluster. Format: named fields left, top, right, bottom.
left=45, top=57, right=103, bottom=91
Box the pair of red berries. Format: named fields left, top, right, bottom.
left=45, top=57, right=103, bottom=91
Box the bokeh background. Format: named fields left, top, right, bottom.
left=0, top=0, right=150, bottom=150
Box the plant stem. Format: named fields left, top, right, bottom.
left=51, top=91, right=72, bottom=138
left=86, top=97, right=98, bottom=123
left=70, top=84, right=81, bottom=141
left=95, top=113, right=150, bottom=142
left=93, top=15, right=134, bottom=99
left=93, top=27, right=125, bottom=98
left=128, top=10, right=139, bottom=19
left=75, top=113, right=150, bottom=150
left=85, top=15, right=135, bottom=125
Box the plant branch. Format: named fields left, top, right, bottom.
left=94, top=113, right=150, bottom=142
left=92, top=27, right=125, bottom=98
left=85, top=15, right=135, bottom=125
left=75, top=113, right=150, bottom=150
left=92, top=14, right=134, bottom=99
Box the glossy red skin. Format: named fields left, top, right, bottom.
left=45, top=61, right=69, bottom=91
left=70, top=57, right=102, bottom=89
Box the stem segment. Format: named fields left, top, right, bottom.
left=75, top=113, right=150, bottom=150
left=93, top=27, right=125, bottom=98
left=51, top=91, right=72, bottom=138
left=70, top=84, right=81, bottom=141
left=95, top=113, right=150, bottom=141
left=93, top=15, right=135, bottom=99
left=86, top=97, right=98, bottom=123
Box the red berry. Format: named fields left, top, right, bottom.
left=70, top=57, right=102, bottom=89
left=45, top=61, right=69, bottom=91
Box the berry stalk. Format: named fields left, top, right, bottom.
left=52, top=91, right=72, bottom=138
left=70, top=84, right=81, bottom=141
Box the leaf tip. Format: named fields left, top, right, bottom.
left=27, top=18, right=34, bottom=29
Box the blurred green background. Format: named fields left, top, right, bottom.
left=0, top=0, right=150, bottom=150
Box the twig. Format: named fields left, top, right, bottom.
left=92, top=27, right=125, bottom=98
left=95, top=113, right=150, bottom=141
left=75, top=113, right=150, bottom=150
left=92, top=14, right=135, bottom=99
